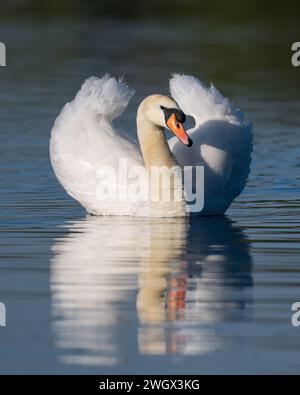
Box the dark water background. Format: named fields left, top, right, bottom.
left=0, top=2, right=300, bottom=374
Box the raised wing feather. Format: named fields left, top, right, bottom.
left=50, top=75, right=143, bottom=215
left=169, top=74, right=253, bottom=215
left=170, top=73, right=244, bottom=127
left=74, top=74, right=135, bottom=121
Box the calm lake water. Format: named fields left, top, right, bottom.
left=0, top=16, right=300, bottom=374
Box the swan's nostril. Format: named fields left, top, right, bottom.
left=187, top=137, right=193, bottom=147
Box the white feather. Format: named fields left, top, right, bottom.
left=170, top=73, right=245, bottom=127
left=74, top=74, right=135, bottom=121
left=50, top=75, right=147, bottom=216
left=169, top=74, right=253, bottom=215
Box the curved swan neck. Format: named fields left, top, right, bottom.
left=136, top=107, right=176, bottom=169
left=136, top=103, right=186, bottom=217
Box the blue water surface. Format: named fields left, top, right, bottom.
left=0, top=17, right=300, bottom=374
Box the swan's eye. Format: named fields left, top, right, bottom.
left=175, top=110, right=186, bottom=123
left=161, top=106, right=186, bottom=125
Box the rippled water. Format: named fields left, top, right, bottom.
left=0, top=16, right=300, bottom=374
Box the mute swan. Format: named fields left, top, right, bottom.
left=50, top=74, right=252, bottom=217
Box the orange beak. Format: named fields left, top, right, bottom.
left=166, top=114, right=192, bottom=147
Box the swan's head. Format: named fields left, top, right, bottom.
left=138, top=94, right=193, bottom=147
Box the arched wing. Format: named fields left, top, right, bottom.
left=50, top=75, right=143, bottom=214
left=169, top=74, right=253, bottom=214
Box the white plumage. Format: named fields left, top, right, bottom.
left=169, top=74, right=253, bottom=215
left=50, top=73, right=252, bottom=217
left=50, top=75, right=145, bottom=216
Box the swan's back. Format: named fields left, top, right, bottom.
left=169, top=74, right=253, bottom=215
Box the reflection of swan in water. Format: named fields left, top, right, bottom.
left=50, top=216, right=252, bottom=365
left=137, top=218, right=253, bottom=355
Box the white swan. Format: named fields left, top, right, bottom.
left=50, top=74, right=252, bottom=217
